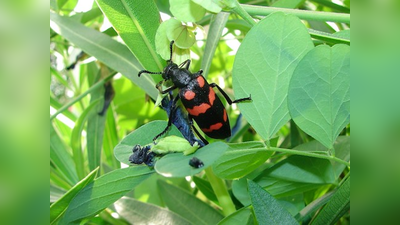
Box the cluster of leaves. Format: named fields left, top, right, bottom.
left=50, top=0, right=350, bottom=224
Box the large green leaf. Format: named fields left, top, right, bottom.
left=59, top=166, right=153, bottom=224
left=50, top=12, right=158, bottom=99
left=50, top=168, right=99, bottom=224
left=248, top=180, right=298, bottom=225
left=155, top=142, right=228, bottom=177
left=115, top=197, right=191, bottom=225
left=232, top=12, right=314, bottom=144
left=213, top=142, right=272, bottom=179
left=311, top=177, right=350, bottom=225
left=288, top=44, right=350, bottom=149
left=158, top=180, right=224, bottom=225
left=95, top=0, right=164, bottom=72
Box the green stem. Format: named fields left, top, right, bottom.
left=231, top=2, right=257, bottom=26
left=268, top=147, right=350, bottom=167
left=241, top=4, right=350, bottom=23
left=50, top=73, right=115, bottom=121
left=205, top=167, right=236, bottom=216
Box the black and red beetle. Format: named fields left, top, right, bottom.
left=138, top=41, right=251, bottom=143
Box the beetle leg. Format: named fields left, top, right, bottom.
left=179, top=59, right=191, bottom=69
left=209, top=83, right=252, bottom=105
left=188, top=114, right=209, bottom=145
left=153, top=94, right=180, bottom=143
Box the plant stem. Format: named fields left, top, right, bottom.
left=241, top=4, right=350, bottom=23
left=231, top=2, right=257, bottom=26
left=267, top=147, right=350, bottom=167
left=50, top=73, right=115, bottom=121
left=205, top=167, right=236, bottom=216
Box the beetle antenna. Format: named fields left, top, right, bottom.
left=169, top=40, right=175, bottom=62
left=138, top=70, right=163, bottom=77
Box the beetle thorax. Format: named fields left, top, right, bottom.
left=163, top=63, right=192, bottom=88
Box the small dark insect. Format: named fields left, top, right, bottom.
left=138, top=41, right=251, bottom=143
left=129, top=145, right=155, bottom=167
left=98, top=81, right=115, bottom=116
left=189, top=157, right=204, bottom=168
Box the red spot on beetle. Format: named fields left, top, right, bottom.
left=208, top=87, right=215, bottom=104
left=223, top=109, right=227, bottom=122
left=184, top=90, right=196, bottom=100
left=187, top=103, right=210, bottom=116
left=197, top=76, right=205, bottom=88
left=202, top=123, right=223, bottom=133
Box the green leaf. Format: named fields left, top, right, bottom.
left=50, top=167, right=99, bottom=224
left=59, top=166, right=154, bottom=224
left=96, top=0, right=164, bottom=72
left=166, top=18, right=196, bottom=49
left=86, top=66, right=107, bottom=171
left=156, top=20, right=191, bottom=63
left=232, top=12, right=314, bottom=144
left=71, top=99, right=101, bottom=179
left=311, top=177, right=350, bottom=225
left=295, top=191, right=335, bottom=222
left=213, top=142, right=272, bottom=179
left=155, top=142, right=228, bottom=177
left=248, top=180, right=298, bottom=225
left=114, top=120, right=183, bottom=165
left=217, top=207, right=253, bottom=225
left=115, top=197, right=192, bottom=225
left=272, top=0, right=305, bottom=8
left=192, top=176, right=218, bottom=203
left=265, top=155, right=335, bottom=184
left=192, top=0, right=222, bottom=13
left=50, top=123, right=78, bottom=185
left=202, top=12, right=229, bottom=78
left=170, top=0, right=206, bottom=22
left=50, top=12, right=158, bottom=99
left=158, top=180, right=224, bottom=224
left=288, top=44, right=350, bottom=149
left=294, top=136, right=350, bottom=179
left=102, top=105, right=120, bottom=168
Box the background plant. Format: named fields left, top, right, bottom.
left=50, top=0, right=350, bottom=224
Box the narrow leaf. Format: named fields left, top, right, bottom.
left=218, top=207, right=253, bottom=225
left=115, top=197, right=192, bottom=225
left=288, top=44, right=350, bottom=149
left=248, top=180, right=298, bottom=225
left=59, top=166, right=154, bottom=224
left=213, top=143, right=272, bottom=180
left=86, top=66, right=107, bottom=171
left=232, top=12, right=314, bottom=143
left=50, top=123, right=78, bottom=185
left=311, top=177, right=350, bottom=225
left=158, top=180, right=224, bottom=225
left=50, top=167, right=99, bottom=224
left=50, top=12, right=158, bottom=99
left=202, top=12, right=229, bottom=78
left=70, top=99, right=101, bottom=179
left=95, top=0, right=164, bottom=71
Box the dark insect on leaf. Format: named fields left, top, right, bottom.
left=189, top=157, right=204, bottom=168
left=129, top=145, right=156, bottom=167
left=98, top=81, right=115, bottom=116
